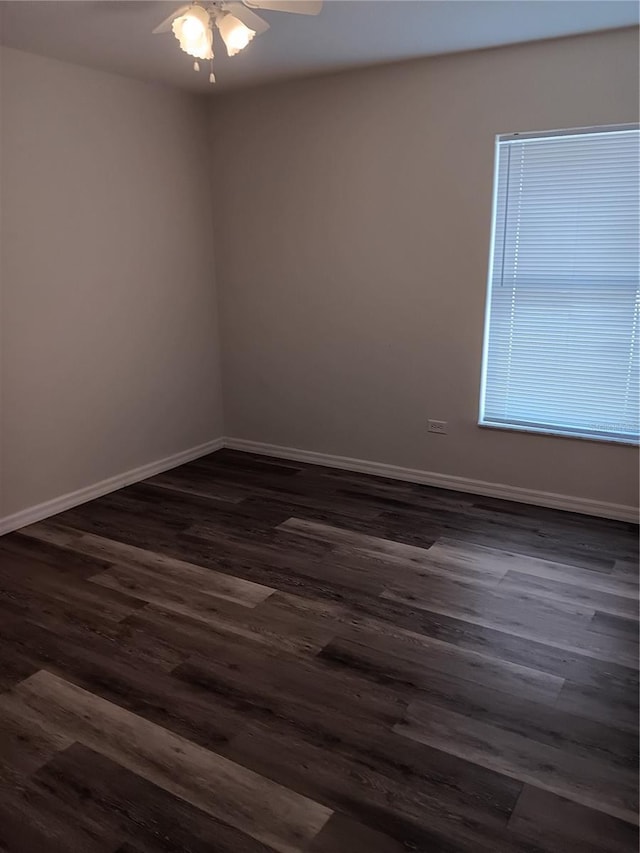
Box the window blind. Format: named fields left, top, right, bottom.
left=480, top=125, right=640, bottom=444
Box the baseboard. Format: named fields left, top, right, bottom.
left=224, top=437, right=639, bottom=523
left=0, top=438, right=225, bottom=536
left=2, top=433, right=636, bottom=534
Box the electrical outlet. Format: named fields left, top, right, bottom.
left=428, top=419, right=448, bottom=434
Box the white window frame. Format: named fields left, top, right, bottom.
left=478, top=123, right=640, bottom=446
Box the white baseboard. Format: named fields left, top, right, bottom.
left=2, top=433, right=636, bottom=534
left=224, top=437, right=639, bottom=523
left=0, top=438, right=224, bottom=536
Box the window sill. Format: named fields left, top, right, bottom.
left=477, top=421, right=639, bottom=447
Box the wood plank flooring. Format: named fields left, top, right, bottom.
left=0, top=448, right=637, bottom=852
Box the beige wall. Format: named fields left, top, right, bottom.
left=0, top=47, right=223, bottom=519
left=209, top=28, right=640, bottom=509
left=1, top=30, right=637, bottom=522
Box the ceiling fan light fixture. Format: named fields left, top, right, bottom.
left=172, top=5, right=213, bottom=59
left=217, top=13, right=256, bottom=57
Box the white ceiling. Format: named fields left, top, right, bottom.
left=1, top=0, right=638, bottom=93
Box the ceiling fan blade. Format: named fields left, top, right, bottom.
left=152, top=4, right=191, bottom=34
left=223, top=1, right=270, bottom=34
left=244, top=0, right=322, bottom=15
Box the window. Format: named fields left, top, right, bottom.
left=479, top=125, right=640, bottom=445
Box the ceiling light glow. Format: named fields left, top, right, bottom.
left=218, top=13, right=256, bottom=57
left=181, top=16, right=205, bottom=40
left=172, top=6, right=213, bottom=59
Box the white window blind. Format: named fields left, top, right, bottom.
left=480, top=125, right=640, bottom=444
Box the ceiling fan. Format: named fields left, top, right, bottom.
left=153, top=1, right=323, bottom=82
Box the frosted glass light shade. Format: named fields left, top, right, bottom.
left=172, top=6, right=213, bottom=60
left=218, top=13, right=256, bottom=57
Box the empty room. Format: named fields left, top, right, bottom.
left=0, top=0, right=638, bottom=850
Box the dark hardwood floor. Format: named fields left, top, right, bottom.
left=0, top=448, right=638, bottom=852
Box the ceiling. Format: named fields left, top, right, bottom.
left=1, top=0, right=638, bottom=93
